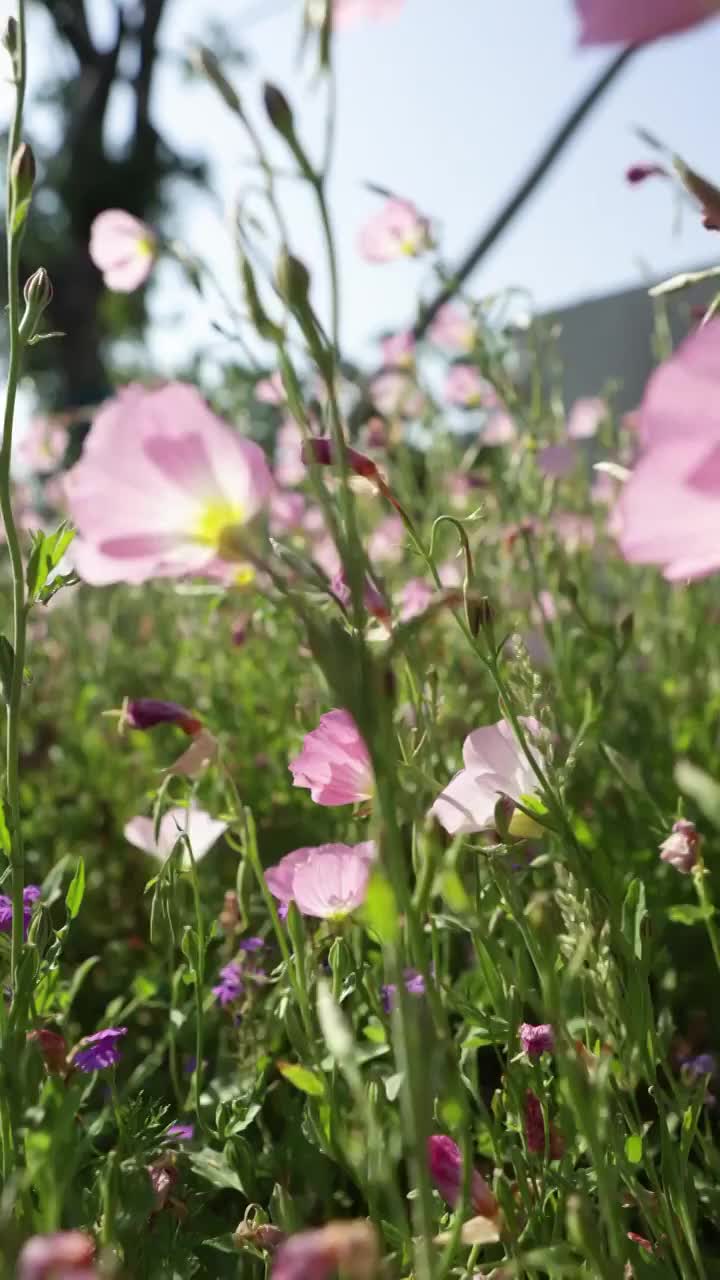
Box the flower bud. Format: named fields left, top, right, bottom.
left=302, top=437, right=379, bottom=481
left=19, top=268, right=53, bottom=343
left=519, top=1022, right=555, bottom=1058
left=626, top=163, right=667, bottom=184
left=659, top=818, right=700, bottom=874
left=275, top=251, right=311, bottom=308
left=191, top=46, right=242, bottom=114
left=27, top=1028, right=68, bottom=1075
left=17, top=1232, right=96, bottom=1280
left=263, top=83, right=295, bottom=140
left=427, top=1134, right=498, bottom=1219
left=11, top=142, right=35, bottom=205
left=219, top=890, right=240, bottom=935
left=234, top=1220, right=286, bottom=1253
left=2, top=17, right=17, bottom=56
left=123, top=697, right=202, bottom=737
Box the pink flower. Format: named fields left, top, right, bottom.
left=265, top=842, right=375, bottom=918
left=256, top=372, right=286, bottom=405
left=124, top=805, right=228, bottom=864
left=272, top=1221, right=379, bottom=1280
left=368, top=514, right=405, bottom=564
left=370, top=371, right=424, bottom=418
left=332, top=0, right=405, bottom=25
left=427, top=1135, right=498, bottom=1219
left=18, top=416, right=66, bottom=473
left=537, top=444, right=577, bottom=479
left=615, top=320, right=720, bottom=579
left=429, top=303, right=476, bottom=353
left=659, top=819, right=700, bottom=873
left=289, top=709, right=373, bottom=805
left=17, top=1232, right=96, bottom=1279
left=89, top=209, right=156, bottom=292
left=482, top=411, right=517, bottom=445
left=270, top=489, right=307, bottom=535
left=626, top=163, right=669, bottom=184
left=567, top=397, right=606, bottom=440
left=381, top=330, right=415, bottom=368
left=430, top=717, right=541, bottom=836
left=331, top=572, right=390, bottom=623
left=357, top=198, right=431, bottom=263
left=274, top=419, right=306, bottom=487
left=65, top=383, right=272, bottom=584
left=575, top=0, right=718, bottom=45
left=444, top=365, right=496, bottom=410
left=552, top=512, right=596, bottom=552
left=399, top=577, right=434, bottom=620
left=519, top=1022, right=556, bottom=1057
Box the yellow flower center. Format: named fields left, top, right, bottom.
left=194, top=500, right=246, bottom=549
left=137, top=234, right=156, bottom=259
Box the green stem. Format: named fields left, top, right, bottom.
left=2, top=0, right=29, bottom=1011
left=695, top=865, right=720, bottom=975
left=185, top=841, right=206, bottom=1129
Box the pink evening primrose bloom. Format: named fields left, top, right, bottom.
left=89, top=209, right=157, bottom=292
left=399, top=576, right=434, bottom=621
left=124, top=805, right=228, bottom=864
left=567, top=397, right=606, bottom=440
left=368, top=514, right=405, bottom=565
left=575, top=0, right=719, bottom=45
left=381, top=330, right=415, bottom=368
left=332, top=0, right=405, bottom=26
left=18, top=416, right=67, bottom=473
left=357, top=198, right=432, bottom=263
left=289, top=709, right=373, bottom=805
left=370, top=370, right=425, bottom=418
left=428, top=303, right=476, bottom=353
left=256, top=372, right=286, bottom=405
left=615, top=320, right=720, bottom=580
left=17, top=1231, right=97, bottom=1280
left=482, top=410, right=517, bottom=445
left=266, top=842, right=375, bottom=918
left=430, top=717, right=542, bottom=836
left=64, top=383, right=272, bottom=585
left=274, top=419, right=306, bottom=488
left=444, top=364, right=497, bottom=409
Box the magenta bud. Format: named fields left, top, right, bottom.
left=27, top=1028, right=68, bottom=1075
left=124, top=698, right=202, bottom=736
left=302, top=437, right=380, bottom=481
left=427, top=1134, right=498, bottom=1219
left=17, top=1232, right=96, bottom=1280
left=519, top=1022, right=555, bottom=1058
left=524, top=1090, right=564, bottom=1159
left=625, top=163, right=667, bottom=185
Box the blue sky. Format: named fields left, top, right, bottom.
left=9, top=0, right=720, bottom=371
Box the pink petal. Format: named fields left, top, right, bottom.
left=575, top=0, right=716, bottom=45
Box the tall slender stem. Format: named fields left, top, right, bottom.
left=1, top=0, right=29, bottom=1007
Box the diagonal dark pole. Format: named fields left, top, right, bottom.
left=412, top=45, right=638, bottom=340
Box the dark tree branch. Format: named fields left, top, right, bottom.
left=36, top=0, right=97, bottom=65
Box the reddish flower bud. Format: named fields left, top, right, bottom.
left=524, top=1090, right=564, bottom=1159
left=17, top=1231, right=95, bottom=1279
left=659, top=819, right=700, bottom=874
left=301, top=437, right=380, bottom=482
left=124, top=698, right=202, bottom=736
left=625, top=163, right=667, bottom=184
left=427, top=1134, right=498, bottom=1219
left=27, top=1028, right=68, bottom=1075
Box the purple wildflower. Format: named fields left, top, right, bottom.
left=212, top=961, right=244, bottom=1007
left=382, top=968, right=426, bottom=1013
left=165, top=1122, right=195, bottom=1141
left=683, top=1053, right=717, bottom=1080
left=73, top=1026, right=128, bottom=1072
left=239, top=936, right=264, bottom=952
left=0, top=885, right=41, bottom=940
left=519, top=1022, right=556, bottom=1058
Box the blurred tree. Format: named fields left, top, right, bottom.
left=23, top=0, right=205, bottom=419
